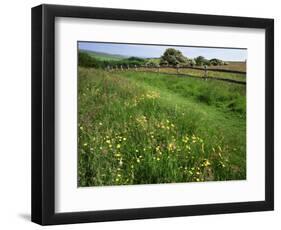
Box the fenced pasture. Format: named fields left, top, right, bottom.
left=78, top=67, right=246, bottom=187
left=205, top=61, right=246, bottom=72
left=105, top=65, right=247, bottom=85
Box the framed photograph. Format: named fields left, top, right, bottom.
left=31, top=4, right=274, bottom=225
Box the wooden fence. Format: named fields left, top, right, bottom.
left=105, top=65, right=246, bottom=85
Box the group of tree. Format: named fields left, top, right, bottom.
left=159, top=48, right=227, bottom=67
left=159, top=48, right=187, bottom=66
left=78, top=48, right=228, bottom=69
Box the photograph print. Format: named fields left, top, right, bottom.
left=77, top=42, right=247, bottom=187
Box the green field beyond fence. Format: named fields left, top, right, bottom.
left=118, top=66, right=246, bottom=84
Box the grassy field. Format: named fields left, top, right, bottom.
left=206, top=61, right=246, bottom=72
left=138, top=67, right=246, bottom=82
left=78, top=67, right=246, bottom=187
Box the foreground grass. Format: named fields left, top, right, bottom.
left=78, top=68, right=246, bottom=187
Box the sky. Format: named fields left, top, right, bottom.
left=78, top=42, right=247, bottom=62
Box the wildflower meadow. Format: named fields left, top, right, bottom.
left=78, top=67, right=246, bottom=186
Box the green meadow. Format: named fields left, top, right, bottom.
left=78, top=67, right=246, bottom=187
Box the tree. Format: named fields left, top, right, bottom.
left=209, top=58, right=223, bottom=66
left=194, top=56, right=209, bottom=66
left=186, top=58, right=196, bottom=67
left=160, top=48, right=187, bottom=66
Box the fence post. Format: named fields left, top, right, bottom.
left=204, top=65, right=208, bottom=79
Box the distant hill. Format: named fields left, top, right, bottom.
left=79, top=49, right=128, bottom=61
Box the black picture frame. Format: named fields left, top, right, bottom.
left=31, top=4, right=274, bottom=225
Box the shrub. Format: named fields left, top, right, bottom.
left=188, top=58, right=196, bottom=66
left=160, top=60, right=169, bottom=66
left=194, top=56, right=210, bottom=66
left=209, top=58, right=223, bottom=66
left=146, top=60, right=160, bottom=68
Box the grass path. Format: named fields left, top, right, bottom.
left=124, top=71, right=245, bottom=139
left=121, top=71, right=246, bottom=167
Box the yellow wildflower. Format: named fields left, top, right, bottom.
left=168, top=143, right=175, bottom=151
left=204, top=159, right=211, bottom=167
left=182, top=136, right=189, bottom=143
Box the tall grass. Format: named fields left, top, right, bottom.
left=78, top=68, right=246, bottom=187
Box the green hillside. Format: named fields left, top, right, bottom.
left=80, top=49, right=128, bottom=61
